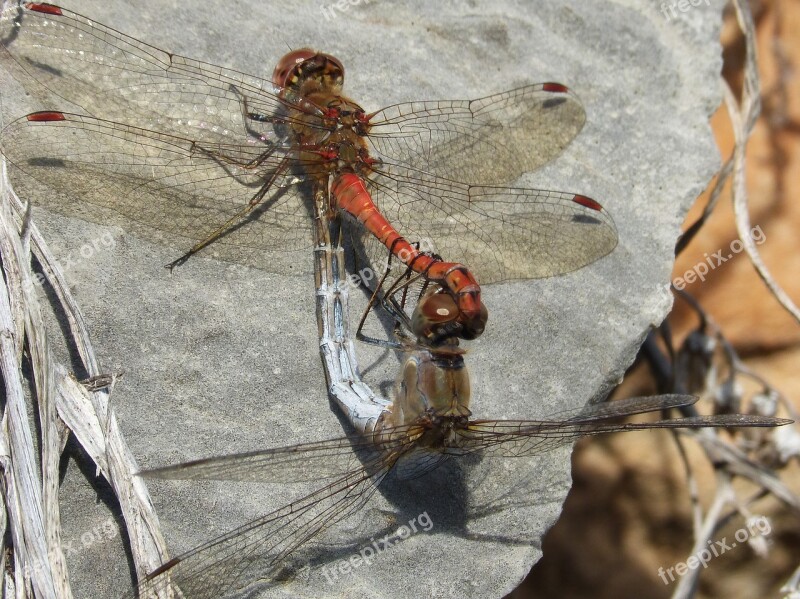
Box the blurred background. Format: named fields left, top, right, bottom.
left=510, top=1, right=800, bottom=597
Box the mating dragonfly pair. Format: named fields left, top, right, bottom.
left=0, top=3, right=789, bottom=598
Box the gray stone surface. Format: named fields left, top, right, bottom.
left=0, top=0, right=724, bottom=597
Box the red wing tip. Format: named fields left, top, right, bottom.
left=542, top=82, right=570, bottom=94
left=24, top=2, right=63, bottom=15
left=27, top=111, right=66, bottom=122
left=572, top=194, right=603, bottom=211
left=146, top=558, right=180, bottom=580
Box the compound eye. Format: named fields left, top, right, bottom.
left=415, top=293, right=460, bottom=329
left=458, top=301, right=488, bottom=340
left=422, top=293, right=459, bottom=323
left=272, top=48, right=317, bottom=88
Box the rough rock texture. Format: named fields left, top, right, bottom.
left=0, top=0, right=725, bottom=597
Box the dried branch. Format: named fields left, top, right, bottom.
left=0, top=158, right=170, bottom=596
left=725, top=0, right=800, bottom=324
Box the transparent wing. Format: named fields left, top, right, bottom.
left=141, top=424, right=419, bottom=483
left=1, top=112, right=320, bottom=272
left=1, top=4, right=612, bottom=284
left=135, top=398, right=695, bottom=484
left=457, top=395, right=792, bottom=457
left=354, top=161, right=618, bottom=284
left=366, top=83, right=585, bottom=186
left=0, top=2, right=324, bottom=144
left=1, top=4, right=587, bottom=187
left=128, top=456, right=398, bottom=599
left=3, top=111, right=617, bottom=280
left=127, top=394, right=790, bottom=596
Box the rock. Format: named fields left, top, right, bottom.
left=0, top=0, right=724, bottom=597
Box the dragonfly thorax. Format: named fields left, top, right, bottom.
left=319, top=137, right=374, bottom=173
left=382, top=349, right=472, bottom=433
left=318, top=97, right=370, bottom=136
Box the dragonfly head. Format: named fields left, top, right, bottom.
left=411, top=289, right=488, bottom=345
left=273, top=48, right=345, bottom=95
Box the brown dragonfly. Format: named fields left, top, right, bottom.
left=0, top=2, right=618, bottom=339
left=129, top=283, right=791, bottom=599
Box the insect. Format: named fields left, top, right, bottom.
left=0, top=2, right=617, bottom=339
left=129, top=279, right=790, bottom=599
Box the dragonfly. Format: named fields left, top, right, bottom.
left=0, top=1, right=618, bottom=340
left=128, top=282, right=791, bottom=599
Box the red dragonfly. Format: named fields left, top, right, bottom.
left=0, top=2, right=617, bottom=339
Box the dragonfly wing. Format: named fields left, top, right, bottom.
left=140, top=427, right=418, bottom=483
left=392, top=447, right=452, bottom=481
left=0, top=3, right=323, bottom=145
left=353, top=162, right=617, bottom=285
left=457, top=395, right=789, bottom=458
left=129, top=456, right=398, bottom=599
left=366, top=83, right=585, bottom=186
left=1, top=112, right=318, bottom=272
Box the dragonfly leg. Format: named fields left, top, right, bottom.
left=165, top=157, right=291, bottom=269
left=355, top=239, right=447, bottom=349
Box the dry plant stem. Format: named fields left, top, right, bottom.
left=672, top=432, right=704, bottom=539
left=10, top=183, right=171, bottom=583
left=0, top=160, right=171, bottom=595
left=0, top=486, right=9, bottom=594
left=670, top=430, right=798, bottom=599
left=781, top=562, right=800, bottom=595
left=725, top=0, right=800, bottom=324
left=671, top=469, right=736, bottom=599
left=671, top=295, right=798, bottom=501
left=664, top=3, right=800, bottom=584
left=0, top=487, right=6, bottom=590
left=0, top=167, right=62, bottom=598
left=17, top=177, right=71, bottom=595
left=696, top=432, right=800, bottom=512
left=716, top=335, right=800, bottom=420
left=675, top=288, right=799, bottom=421
left=0, top=415, right=31, bottom=597
left=654, top=291, right=798, bottom=597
